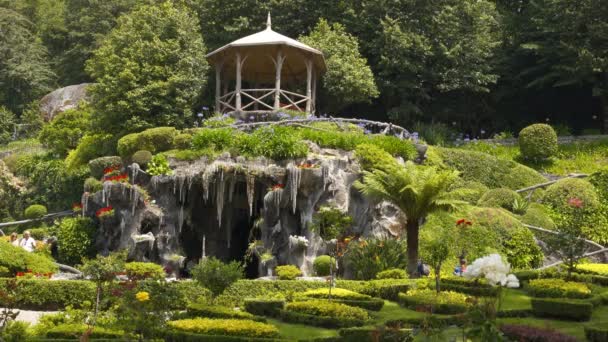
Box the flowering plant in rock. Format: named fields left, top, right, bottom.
left=289, top=235, right=309, bottom=249
left=271, top=183, right=285, bottom=191
left=298, top=162, right=317, bottom=169
left=104, top=173, right=129, bottom=183
left=96, top=206, right=114, bottom=219
left=72, top=202, right=83, bottom=212
left=463, top=254, right=519, bottom=288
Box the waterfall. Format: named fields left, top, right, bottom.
left=177, top=204, right=184, bottom=234
left=228, top=174, right=236, bottom=203
left=216, top=169, right=225, bottom=227
left=322, top=162, right=330, bottom=188
left=150, top=176, right=159, bottom=191
left=102, top=181, right=113, bottom=205
left=246, top=174, right=255, bottom=216
left=202, top=162, right=219, bottom=202
left=202, top=235, right=206, bottom=259
left=287, top=163, right=301, bottom=214
left=131, top=188, right=139, bottom=215
left=131, top=163, right=139, bottom=184
left=81, top=192, right=89, bottom=216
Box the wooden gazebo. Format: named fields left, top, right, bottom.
left=206, top=14, right=326, bottom=116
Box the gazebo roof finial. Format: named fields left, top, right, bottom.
left=266, top=12, right=271, bottom=30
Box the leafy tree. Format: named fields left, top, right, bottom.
left=0, top=7, right=55, bottom=114
left=300, top=19, right=378, bottom=112
left=38, top=105, right=91, bottom=156
left=548, top=198, right=590, bottom=278
left=86, top=2, right=208, bottom=134
left=355, top=162, right=466, bottom=276
left=421, top=224, right=455, bottom=292
left=0, top=107, right=16, bottom=145
left=191, top=257, right=244, bottom=297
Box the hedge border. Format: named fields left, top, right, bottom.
left=584, top=324, right=608, bottom=342
left=162, top=330, right=287, bottom=342
left=530, top=297, right=593, bottom=321
left=243, top=299, right=285, bottom=317
left=279, top=309, right=366, bottom=328
left=397, top=293, right=468, bottom=315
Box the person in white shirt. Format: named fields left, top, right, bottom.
left=10, top=232, right=19, bottom=247
left=19, top=230, right=36, bottom=252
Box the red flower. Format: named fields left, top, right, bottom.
left=456, top=219, right=466, bottom=225
left=272, top=184, right=285, bottom=191
left=568, top=197, right=583, bottom=208
left=72, top=202, right=83, bottom=210
left=103, top=165, right=121, bottom=175
left=96, top=206, right=114, bottom=217
left=105, top=173, right=129, bottom=182
left=16, top=272, right=24, bottom=277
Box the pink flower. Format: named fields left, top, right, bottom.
left=568, top=197, right=583, bottom=208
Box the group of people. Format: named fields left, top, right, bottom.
left=9, top=230, right=36, bottom=252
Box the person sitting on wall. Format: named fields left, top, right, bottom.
left=18, top=230, right=36, bottom=252
left=10, top=232, right=20, bottom=246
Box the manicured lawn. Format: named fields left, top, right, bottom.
left=268, top=318, right=339, bottom=340
left=500, top=288, right=531, bottom=311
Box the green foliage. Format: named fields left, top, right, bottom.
left=275, top=265, right=302, bottom=280
left=530, top=297, right=593, bottom=321
left=131, top=150, right=152, bottom=167
left=300, top=288, right=371, bottom=301
left=398, top=289, right=471, bottom=314
left=339, top=327, right=413, bottom=342
left=86, top=2, right=208, bottom=134
left=191, top=257, right=244, bottom=297
left=167, top=318, right=279, bottom=338
left=376, top=268, right=408, bottom=280
left=88, top=156, right=122, bottom=179
left=435, top=147, right=546, bottom=190
left=526, top=279, right=592, bottom=299
left=448, top=180, right=489, bottom=205
left=354, top=143, right=398, bottom=172
left=543, top=178, right=600, bottom=212
left=147, top=154, right=172, bottom=176
left=117, top=127, right=178, bottom=158
left=192, top=128, right=234, bottom=151
left=65, top=134, right=115, bottom=169
left=124, top=262, right=165, bottom=281
left=312, top=255, right=334, bottom=276
left=478, top=188, right=522, bottom=211
left=55, top=217, right=96, bottom=265
left=239, top=126, right=308, bottom=160
left=80, top=251, right=126, bottom=284
left=310, top=205, right=353, bottom=241
left=83, top=177, right=102, bottom=193
left=24, top=204, right=47, bottom=219
left=285, top=300, right=369, bottom=321
left=503, top=225, right=544, bottom=269
left=345, top=239, right=408, bottom=280
left=1, top=321, right=29, bottom=342
left=46, top=323, right=125, bottom=339
left=300, top=19, right=378, bottom=112
left=0, top=278, right=94, bottom=310
left=585, top=324, right=608, bottom=342
left=173, top=133, right=193, bottom=150
left=38, top=106, right=91, bottom=156
left=440, top=277, right=500, bottom=297
left=201, top=114, right=236, bottom=128
left=0, top=107, right=16, bottom=145
left=521, top=203, right=557, bottom=229
left=518, top=124, right=558, bottom=161
left=577, top=264, right=608, bottom=276
left=185, top=304, right=258, bottom=321
left=412, top=122, right=456, bottom=146
left=243, top=299, right=285, bottom=317
left=589, top=169, right=608, bottom=200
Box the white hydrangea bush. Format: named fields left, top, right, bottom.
left=463, top=254, right=520, bottom=288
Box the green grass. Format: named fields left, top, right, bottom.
left=500, top=288, right=532, bottom=311
left=267, top=318, right=338, bottom=340
left=0, top=138, right=44, bottom=153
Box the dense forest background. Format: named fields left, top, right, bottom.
left=1, top=0, right=607, bottom=136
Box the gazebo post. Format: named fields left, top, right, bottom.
left=235, top=52, right=242, bottom=113
left=305, top=58, right=313, bottom=113
left=312, top=71, right=317, bottom=114
left=273, top=50, right=284, bottom=111
left=215, top=63, right=222, bottom=113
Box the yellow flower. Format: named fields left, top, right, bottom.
left=135, top=291, right=150, bottom=302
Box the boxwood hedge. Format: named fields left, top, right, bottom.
left=530, top=297, right=593, bottom=321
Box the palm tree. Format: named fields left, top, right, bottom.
left=355, top=161, right=466, bottom=276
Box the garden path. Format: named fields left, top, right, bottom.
left=8, top=309, right=57, bottom=325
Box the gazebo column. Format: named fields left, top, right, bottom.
left=305, top=58, right=313, bottom=113
left=235, top=52, right=242, bottom=112
left=312, top=71, right=317, bottom=114
left=215, top=63, right=222, bottom=113
left=273, top=50, right=285, bottom=111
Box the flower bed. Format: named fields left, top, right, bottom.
left=526, top=279, right=592, bottom=299
left=500, top=324, right=577, bottom=342
left=338, top=327, right=413, bottom=341
left=397, top=289, right=471, bottom=314
left=281, top=300, right=368, bottom=328
left=166, top=318, right=279, bottom=339
left=530, top=297, right=593, bottom=321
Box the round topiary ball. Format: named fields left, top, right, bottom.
left=543, top=178, right=600, bottom=213
left=173, top=133, right=193, bottom=150
left=478, top=188, right=522, bottom=211
left=521, top=203, right=557, bottom=230
left=313, top=255, right=334, bottom=276
left=518, top=124, right=558, bottom=161
left=24, top=204, right=47, bottom=219
left=132, top=150, right=153, bottom=167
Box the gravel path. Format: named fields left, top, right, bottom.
left=5, top=309, right=57, bottom=325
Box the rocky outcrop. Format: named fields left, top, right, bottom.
left=39, top=83, right=92, bottom=121
left=83, top=144, right=404, bottom=277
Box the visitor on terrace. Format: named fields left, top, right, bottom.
left=454, top=258, right=467, bottom=277
left=18, top=230, right=36, bottom=252
left=10, top=232, right=19, bottom=246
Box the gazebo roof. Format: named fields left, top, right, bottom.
left=206, top=14, right=326, bottom=83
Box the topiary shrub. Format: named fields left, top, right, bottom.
left=526, top=279, right=591, bottom=299
left=24, top=204, right=47, bottom=219
left=243, top=299, right=286, bottom=317
left=519, top=124, right=558, bottom=161
left=0, top=279, right=93, bottom=310
left=191, top=257, right=244, bottom=297
left=125, top=262, right=165, bottom=280
left=0, top=241, right=57, bottom=276
left=131, top=150, right=153, bottom=167
left=88, top=156, right=122, bottom=179
left=354, top=143, right=398, bottom=172
left=65, top=134, right=115, bottom=169
left=282, top=300, right=369, bottom=328
left=313, top=255, right=334, bottom=276
left=585, top=323, right=608, bottom=342
left=577, top=264, right=608, bottom=276
left=589, top=169, right=608, bottom=200
left=530, top=297, right=593, bottom=321
left=543, top=178, right=600, bottom=212
left=521, top=203, right=557, bottom=229
left=46, top=323, right=125, bottom=339
left=478, top=188, right=522, bottom=211
left=501, top=324, right=577, bottom=342
left=173, top=133, right=193, bottom=149
left=300, top=288, right=371, bottom=301
left=117, top=127, right=178, bottom=158
left=376, top=268, right=407, bottom=280
left=398, top=289, right=470, bottom=314
left=28, top=228, right=49, bottom=241
left=83, top=177, right=103, bottom=193
left=185, top=304, right=260, bottom=321
left=56, top=217, right=96, bottom=265
left=167, top=318, right=279, bottom=338
left=448, top=180, right=489, bottom=204
left=275, top=265, right=302, bottom=280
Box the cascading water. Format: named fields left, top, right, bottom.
left=216, top=169, right=226, bottom=227
left=102, top=181, right=113, bottom=205
left=287, top=163, right=301, bottom=214
left=246, top=174, right=255, bottom=216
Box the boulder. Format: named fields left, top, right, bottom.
left=39, top=83, right=92, bottom=121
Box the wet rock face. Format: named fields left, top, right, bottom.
left=39, top=83, right=92, bottom=121
left=85, top=147, right=403, bottom=277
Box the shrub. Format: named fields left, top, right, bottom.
left=46, top=323, right=125, bottom=339
left=241, top=126, right=308, bottom=160
left=167, top=318, right=279, bottom=338
left=24, top=204, right=47, bottom=219
left=147, top=154, right=172, bottom=176
left=0, top=241, right=57, bottom=275
left=191, top=257, right=244, bottom=297
left=354, top=143, right=399, bottom=172
left=526, top=279, right=592, bottom=299
left=65, top=134, right=115, bottom=169
left=2, top=321, right=29, bottom=342
left=589, top=169, right=608, bottom=200
left=521, top=203, right=557, bottom=229
left=125, top=262, right=165, bottom=280
left=83, top=177, right=103, bottom=193
left=398, top=289, right=470, bottom=314
left=186, top=304, right=259, bottom=321
left=0, top=278, right=95, bottom=310
left=436, top=147, right=546, bottom=190
left=132, top=150, right=153, bottom=167
left=275, top=265, right=302, bottom=280
left=0, top=106, right=16, bottom=145
left=28, top=228, right=49, bottom=241
left=313, top=255, right=334, bottom=276
left=519, top=124, right=558, bottom=161
left=345, top=238, right=408, bottom=280
left=88, top=156, right=122, bottom=179
left=577, top=263, right=608, bottom=276
left=283, top=300, right=368, bottom=327
left=136, top=280, right=211, bottom=310
left=441, top=277, right=500, bottom=297
left=38, top=106, right=92, bottom=156
left=243, top=299, right=285, bottom=317
left=56, top=217, right=96, bottom=265
left=478, top=188, right=521, bottom=211
left=376, top=268, right=408, bottom=280
left=117, top=127, right=178, bottom=158
left=585, top=324, right=608, bottom=342
left=173, top=133, right=193, bottom=149
left=338, top=327, right=414, bottom=342
left=301, top=288, right=371, bottom=300
left=192, top=128, right=235, bottom=151
left=500, top=324, right=577, bottom=342
left=543, top=178, right=600, bottom=213
left=448, top=180, right=489, bottom=204
left=530, top=297, right=593, bottom=321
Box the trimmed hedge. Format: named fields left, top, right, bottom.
left=131, top=150, right=152, bottom=167
left=162, top=330, right=284, bottom=342
left=243, top=299, right=285, bottom=317
left=530, top=297, right=593, bottom=321
left=46, top=324, right=125, bottom=339
left=441, top=277, right=500, bottom=297
left=186, top=304, right=263, bottom=321
left=0, top=278, right=95, bottom=310
left=24, top=204, right=48, bottom=219
left=585, top=324, right=608, bottom=342
left=376, top=268, right=408, bottom=280
left=124, top=262, right=165, bottom=280
left=519, top=124, right=558, bottom=161
left=275, top=265, right=302, bottom=280
left=331, top=298, right=384, bottom=311
left=543, top=178, right=600, bottom=212
left=338, top=327, right=413, bottom=342
left=526, top=278, right=591, bottom=299
left=397, top=289, right=470, bottom=314
left=279, top=309, right=366, bottom=328
left=301, top=288, right=371, bottom=300
left=500, top=324, right=577, bottom=342
left=117, top=127, right=178, bottom=158
left=577, top=263, right=608, bottom=276
left=88, top=156, right=122, bottom=179
left=313, top=255, right=333, bottom=276
left=0, top=241, right=58, bottom=275
left=167, top=318, right=280, bottom=338
left=521, top=203, right=557, bottom=230
left=337, top=280, right=411, bottom=301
